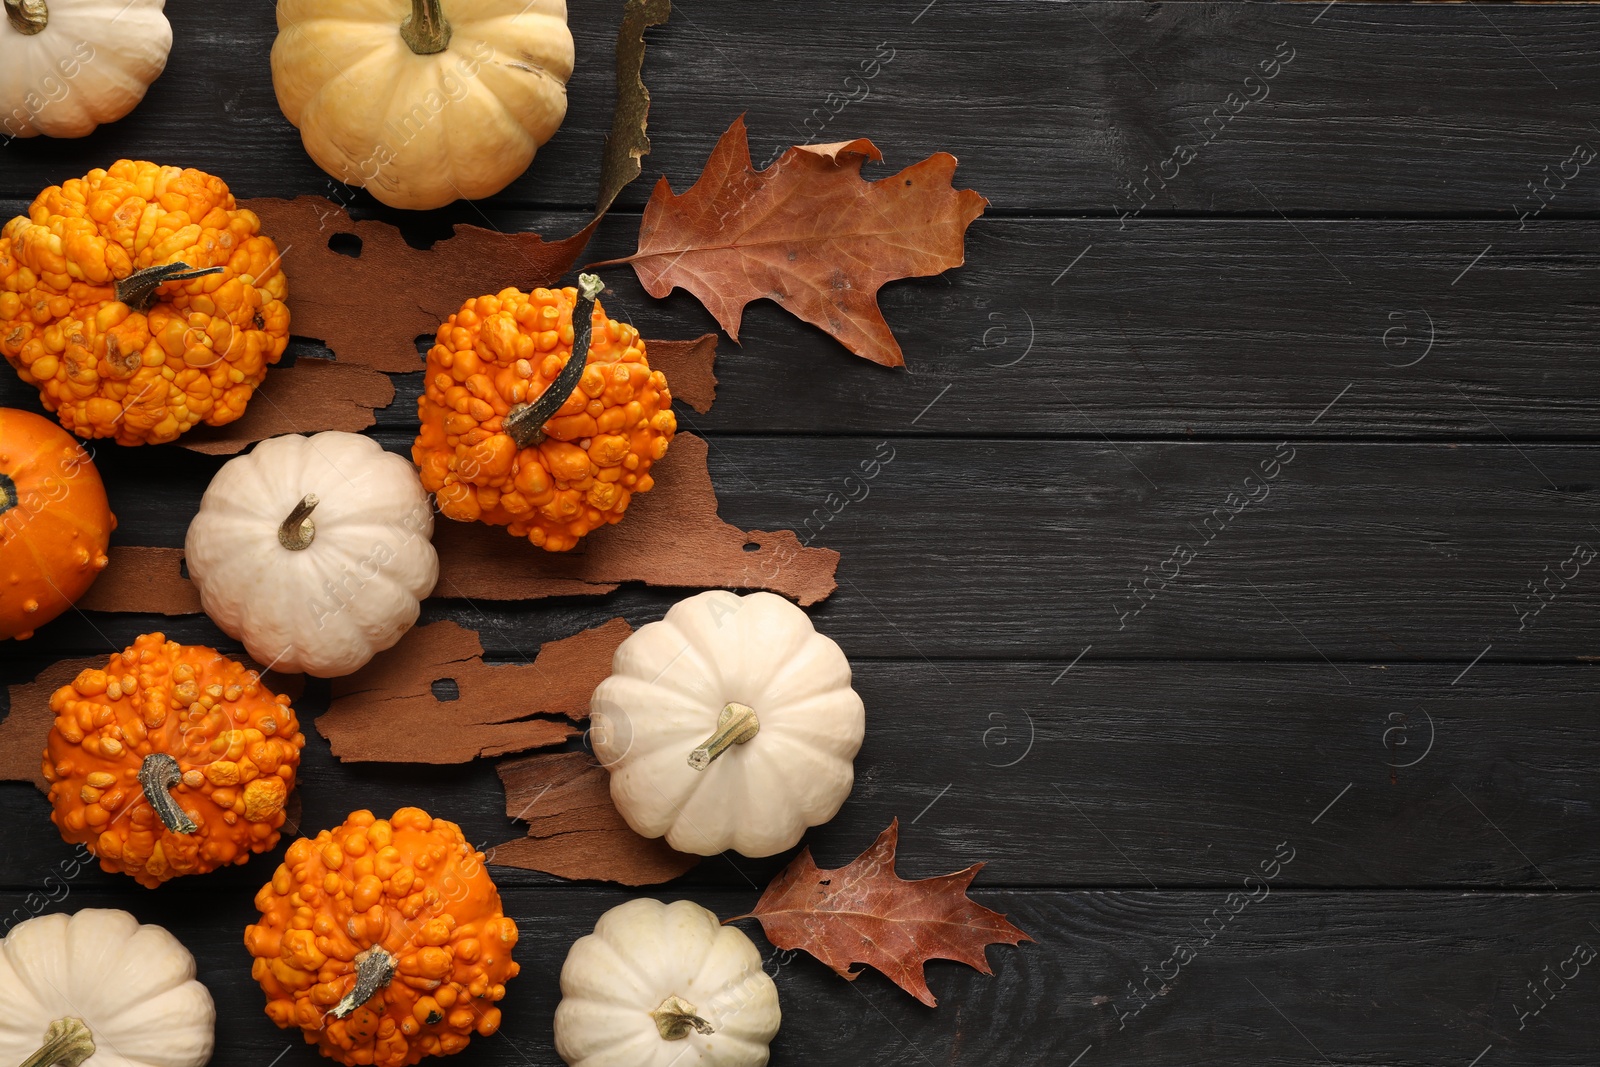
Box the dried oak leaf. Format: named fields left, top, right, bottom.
left=490, top=750, right=698, bottom=885
left=604, top=116, right=988, bottom=367
left=741, top=819, right=1031, bottom=1006
left=318, top=618, right=631, bottom=764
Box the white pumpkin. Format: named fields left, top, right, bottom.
left=591, top=590, right=865, bottom=857
left=0, top=909, right=214, bottom=1067
left=271, top=0, right=574, bottom=209
left=554, top=899, right=780, bottom=1067
left=1, top=0, right=171, bottom=139
left=185, top=431, right=438, bottom=678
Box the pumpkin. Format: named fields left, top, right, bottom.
left=185, top=431, right=439, bottom=678
left=42, top=633, right=305, bottom=888
left=591, top=590, right=865, bottom=857
left=553, top=899, right=780, bottom=1067
left=271, top=0, right=574, bottom=210
left=412, top=274, right=675, bottom=553
left=0, top=160, right=290, bottom=445
left=1, top=0, right=171, bottom=139
left=0, top=908, right=214, bottom=1067
left=0, top=407, right=114, bottom=640
left=245, top=807, right=519, bottom=1067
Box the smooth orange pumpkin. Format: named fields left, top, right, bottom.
left=43, top=633, right=304, bottom=888
left=411, top=274, right=675, bottom=552
left=245, top=808, right=519, bottom=1066
left=0, top=407, right=115, bottom=639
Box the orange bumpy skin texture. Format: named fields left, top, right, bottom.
left=43, top=633, right=303, bottom=888
left=0, top=160, right=290, bottom=445
left=412, top=286, right=675, bottom=552
left=246, top=808, right=519, bottom=1067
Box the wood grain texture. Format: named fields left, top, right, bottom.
left=1, top=2, right=1596, bottom=1064
left=4, top=436, right=1595, bottom=660
left=0, top=887, right=1595, bottom=1066
left=5, top=660, right=1594, bottom=892
left=3, top=2, right=1595, bottom=218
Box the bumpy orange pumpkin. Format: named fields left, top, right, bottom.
left=0, top=160, right=290, bottom=445
left=245, top=808, right=519, bottom=1067
left=0, top=407, right=115, bottom=639
left=412, top=274, right=675, bottom=552
left=43, top=634, right=303, bottom=888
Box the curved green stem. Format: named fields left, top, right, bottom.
left=19, top=1018, right=95, bottom=1067
left=4, top=0, right=48, bottom=35
left=504, top=274, right=607, bottom=450
left=332, top=947, right=398, bottom=1019
left=115, top=263, right=225, bottom=314
left=688, top=703, right=760, bottom=771
left=138, top=753, right=197, bottom=834
left=400, top=0, right=451, bottom=54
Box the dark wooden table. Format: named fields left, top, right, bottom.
left=4, top=2, right=1599, bottom=1063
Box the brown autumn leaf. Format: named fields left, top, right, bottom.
left=490, top=751, right=699, bottom=885
left=740, top=820, right=1031, bottom=1006
left=602, top=116, right=988, bottom=367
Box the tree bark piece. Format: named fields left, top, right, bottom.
left=490, top=750, right=699, bottom=885
left=318, top=618, right=632, bottom=764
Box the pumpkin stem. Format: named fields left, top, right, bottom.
left=18, top=1018, right=94, bottom=1067
left=400, top=0, right=452, bottom=54
left=3, top=0, right=47, bottom=35
left=0, top=472, right=16, bottom=518
left=688, top=702, right=760, bottom=771
left=503, top=273, right=608, bottom=450
left=651, top=995, right=716, bottom=1041
left=138, top=753, right=197, bottom=835
left=278, top=494, right=319, bottom=551
left=332, top=947, right=398, bottom=1019
left=114, top=262, right=226, bottom=315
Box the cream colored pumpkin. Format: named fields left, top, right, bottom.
left=591, top=590, right=865, bottom=857
left=0, top=909, right=214, bottom=1067
left=185, top=431, right=438, bottom=678
left=554, top=899, right=780, bottom=1067
left=1, top=0, right=171, bottom=139
left=271, top=0, right=573, bottom=209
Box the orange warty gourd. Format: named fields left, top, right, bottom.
left=245, top=808, right=520, bottom=1067
left=412, top=274, right=675, bottom=552
left=0, top=407, right=115, bottom=639
left=42, top=634, right=304, bottom=888
left=0, top=160, right=290, bottom=445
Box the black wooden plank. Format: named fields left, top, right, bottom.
left=2, top=3, right=1599, bottom=219
left=0, top=887, right=1594, bottom=1066
left=5, top=659, right=1595, bottom=892
left=1, top=436, right=1590, bottom=661
left=7, top=208, right=1593, bottom=438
